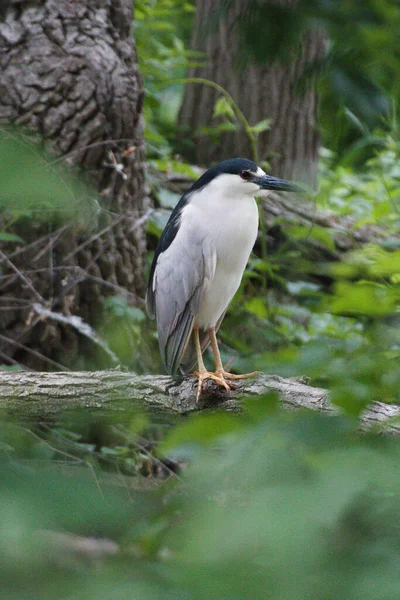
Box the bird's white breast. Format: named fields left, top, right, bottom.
left=183, top=184, right=259, bottom=329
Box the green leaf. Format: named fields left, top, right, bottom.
left=0, top=232, right=25, bottom=243
left=329, top=281, right=398, bottom=316
left=126, top=307, right=146, bottom=323
left=199, top=122, right=238, bottom=135
left=244, top=297, right=268, bottom=318
left=160, top=413, right=243, bottom=455
left=249, top=118, right=271, bottom=134
left=212, top=96, right=235, bottom=119
left=0, top=133, right=88, bottom=216
left=285, top=223, right=336, bottom=251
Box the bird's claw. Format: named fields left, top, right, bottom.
left=216, top=370, right=260, bottom=380
left=193, top=370, right=233, bottom=402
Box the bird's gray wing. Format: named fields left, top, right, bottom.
left=149, top=223, right=216, bottom=375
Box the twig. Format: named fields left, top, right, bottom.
left=103, top=151, right=128, bottom=180
left=32, top=304, right=120, bottom=365
left=48, top=138, right=141, bottom=166
left=63, top=215, right=125, bottom=261
left=0, top=305, right=33, bottom=311
left=83, top=273, right=142, bottom=302
left=128, top=208, right=154, bottom=233
left=0, top=267, right=141, bottom=302
left=64, top=208, right=153, bottom=262
left=23, top=428, right=104, bottom=499
left=0, top=333, right=69, bottom=371
left=0, top=228, right=68, bottom=262
left=32, top=225, right=68, bottom=264
left=0, top=349, right=28, bottom=370
left=0, top=266, right=85, bottom=283
left=0, top=296, right=35, bottom=303
left=35, top=530, right=119, bottom=562
left=0, top=250, right=44, bottom=303
left=111, top=424, right=183, bottom=483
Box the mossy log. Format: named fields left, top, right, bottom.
left=0, top=370, right=399, bottom=434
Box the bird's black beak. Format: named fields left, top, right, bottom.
left=256, top=174, right=303, bottom=193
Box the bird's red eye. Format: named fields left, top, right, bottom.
left=240, top=170, right=251, bottom=180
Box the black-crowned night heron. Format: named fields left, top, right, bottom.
left=146, top=158, right=300, bottom=400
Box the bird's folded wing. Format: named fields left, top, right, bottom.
left=149, top=224, right=216, bottom=375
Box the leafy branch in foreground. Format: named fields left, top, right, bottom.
left=2, top=404, right=400, bottom=599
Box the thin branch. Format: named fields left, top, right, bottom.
left=128, top=208, right=154, bottom=233
left=0, top=267, right=141, bottom=302
left=48, top=138, right=142, bottom=166
left=23, top=427, right=104, bottom=499
left=64, top=208, right=153, bottom=261
left=0, top=334, right=69, bottom=371
left=111, top=424, right=183, bottom=483
left=0, top=305, right=33, bottom=311
left=83, top=273, right=142, bottom=302
left=0, top=296, right=35, bottom=303
left=35, top=530, right=119, bottom=563
left=32, top=304, right=120, bottom=365
left=0, top=349, right=28, bottom=369
left=0, top=250, right=44, bottom=303
left=0, top=266, right=78, bottom=284
left=32, top=225, right=68, bottom=264
left=63, top=215, right=125, bottom=261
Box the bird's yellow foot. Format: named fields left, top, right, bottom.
left=216, top=370, right=259, bottom=380
left=193, top=370, right=233, bottom=402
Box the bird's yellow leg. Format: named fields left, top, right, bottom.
left=209, top=327, right=259, bottom=380
left=192, top=326, right=232, bottom=402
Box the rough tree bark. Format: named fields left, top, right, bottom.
left=178, top=0, right=326, bottom=187
left=0, top=0, right=149, bottom=369
left=0, top=370, right=399, bottom=434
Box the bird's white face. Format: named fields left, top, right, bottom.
left=206, top=166, right=267, bottom=200
left=189, top=161, right=301, bottom=212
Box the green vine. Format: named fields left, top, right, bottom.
left=175, top=77, right=259, bottom=163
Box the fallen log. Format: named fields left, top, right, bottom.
left=0, top=370, right=399, bottom=434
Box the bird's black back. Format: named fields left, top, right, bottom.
left=146, top=195, right=188, bottom=316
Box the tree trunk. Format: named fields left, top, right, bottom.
left=0, top=0, right=149, bottom=370
left=178, top=0, right=325, bottom=187
left=0, top=369, right=399, bottom=434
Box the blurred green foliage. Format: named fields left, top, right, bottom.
left=99, top=296, right=148, bottom=369
left=0, top=129, right=94, bottom=227
left=135, top=0, right=199, bottom=153
left=319, top=138, right=400, bottom=230
left=2, top=406, right=400, bottom=598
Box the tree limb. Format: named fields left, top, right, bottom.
left=0, top=370, right=399, bottom=433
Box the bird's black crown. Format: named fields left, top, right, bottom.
left=189, top=158, right=257, bottom=193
